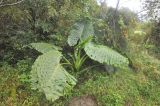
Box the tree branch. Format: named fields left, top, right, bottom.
left=0, top=0, right=25, bottom=7
left=113, top=0, right=120, bottom=47
left=0, top=0, right=3, bottom=4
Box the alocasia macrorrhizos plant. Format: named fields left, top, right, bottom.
left=30, top=20, right=129, bottom=102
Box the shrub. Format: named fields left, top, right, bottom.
left=29, top=20, right=129, bottom=102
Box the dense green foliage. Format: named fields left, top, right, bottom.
left=0, top=0, right=160, bottom=105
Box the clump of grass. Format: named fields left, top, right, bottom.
left=68, top=65, right=160, bottom=106
left=0, top=63, right=41, bottom=106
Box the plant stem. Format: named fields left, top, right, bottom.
left=76, top=64, right=103, bottom=76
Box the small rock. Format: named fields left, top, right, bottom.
left=68, top=95, right=98, bottom=106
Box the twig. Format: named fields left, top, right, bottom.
left=0, top=0, right=3, bottom=4
left=0, top=0, right=25, bottom=7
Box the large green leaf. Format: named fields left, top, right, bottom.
left=68, top=21, right=94, bottom=46
left=84, top=42, right=129, bottom=68
left=31, top=42, right=61, bottom=54
left=31, top=50, right=76, bottom=102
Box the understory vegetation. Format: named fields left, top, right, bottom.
left=0, top=0, right=160, bottom=106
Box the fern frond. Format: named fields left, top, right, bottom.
left=31, top=43, right=61, bottom=53
left=31, top=50, right=76, bottom=102
left=84, top=42, right=129, bottom=68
